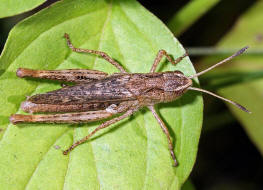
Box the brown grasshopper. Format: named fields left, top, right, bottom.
left=10, top=33, right=250, bottom=166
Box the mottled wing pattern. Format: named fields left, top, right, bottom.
left=28, top=74, right=136, bottom=105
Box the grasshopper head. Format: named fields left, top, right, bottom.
left=162, top=46, right=250, bottom=113
left=164, top=71, right=192, bottom=93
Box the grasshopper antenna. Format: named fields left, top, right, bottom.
left=188, top=87, right=251, bottom=113
left=189, top=46, right=249, bottom=79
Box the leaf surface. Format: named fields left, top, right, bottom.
left=0, top=0, right=203, bottom=189
left=0, top=0, right=46, bottom=18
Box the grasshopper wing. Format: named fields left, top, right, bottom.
left=27, top=74, right=136, bottom=105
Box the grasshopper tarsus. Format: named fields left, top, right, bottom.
left=171, top=148, right=178, bottom=167
left=63, top=147, right=72, bottom=155
left=10, top=33, right=250, bottom=167
left=64, top=33, right=69, bottom=39
left=172, top=52, right=188, bottom=65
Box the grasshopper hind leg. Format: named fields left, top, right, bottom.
left=10, top=101, right=137, bottom=124
left=16, top=68, right=108, bottom=83
left=10, top=110, right=114, bottom=124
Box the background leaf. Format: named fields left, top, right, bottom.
left=0, top=0, right=46, bottom=18
left=167, top=0, right=219, bottom=36
left=181, top=180, right=196, bottom=190
left=0, top=0, right=203, bottom=189
left=199, top=0, right=263, bottom=155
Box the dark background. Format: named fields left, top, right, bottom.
left=0, top=0, right=262, bottom=189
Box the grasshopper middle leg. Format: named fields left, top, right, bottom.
left=63, top=107, right=138, bottom=155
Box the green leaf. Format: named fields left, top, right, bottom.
left=167, top=0, right=219, bottom=36
left=0, top=0, right=203, bottom=189
left=200, top=1, right=263, bottom=155
left=0, top=0, right=46, bottom=18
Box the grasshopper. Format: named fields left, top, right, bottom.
left=10, top=33, right=250, bottom=166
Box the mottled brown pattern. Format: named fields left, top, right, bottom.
left=10, top=34, right=249, bottom=167
left=26, top=72, right=191, bottom=107
left=21, top=101, right=112, bottom=113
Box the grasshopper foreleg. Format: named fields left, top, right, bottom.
left=64, top=33, right=126, bottom=73
left=148, top=105, right=178, bottom=166
left=150, top=50, right=188, bottom=73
